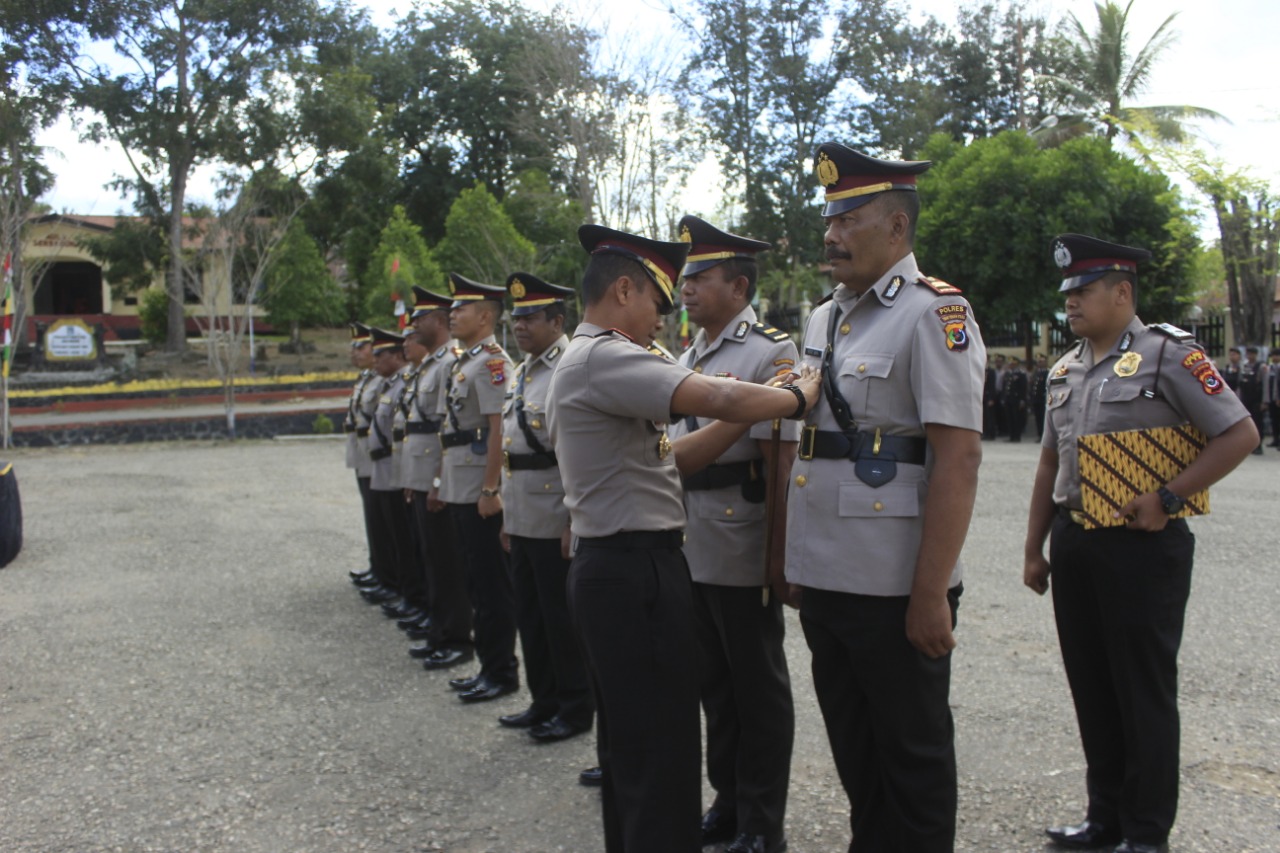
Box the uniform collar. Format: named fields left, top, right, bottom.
left=689, top=303, right=757, bottom=361
left=464, top=334, right=497, bottom=357
left=832, top=253, right=919, bottom=307
left=528, top=334, right=571, bottom=370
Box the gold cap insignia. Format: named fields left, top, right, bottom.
left=510, top=278, right=526, bottom=299
left=816, top=151, right=839, bottom=187
left=679, top=224, right=692, bottom=243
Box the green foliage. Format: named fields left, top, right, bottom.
left=261, top=218, right=345, bottom=343
left=78, top=217, right=167, bottom=293
left=364, top=205, right=442, bottom=327
left=502, top=169, right=585, bottom=287
left=311, top=412, right=335, bottom=434
left=433, top=182, right=536, bottom=286
left=916, top=131, right=1199, bottom=330
left=138, top=287, right=172, bottom=346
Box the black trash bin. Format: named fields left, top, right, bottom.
left=0, top=461, right=23, bottom=568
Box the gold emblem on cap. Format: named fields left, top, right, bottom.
left=816, top=151, right=839, bottom=187
left=657, top=433, right=672, bottom=460
left=510, top=278, right=527, bottom=299
left=679, top=224, right=692, bottom=243
left=1114, top=351, right=1142, bottom=377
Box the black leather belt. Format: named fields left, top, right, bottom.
left=441, top=427, right=488, bottom=449
left=577, top=530, right=685, bottom=550
left=343, top=421, right=355, bottom=434
left=1057, top=506, right=1089, bottom=526
left=683, top=459, right=756, bottom=491
left=392, top=427, right=405, bottom=442
left=369, top=447, right=391, bottom=461
left=356, top=427, right=370, bottom=438
left=405, top=420, right=440, bottom=435
left=505, top=451, right=557, bottom=471
left=798, top=427, right=927, bottom=465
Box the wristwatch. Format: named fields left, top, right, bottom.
left=432, top=477, right=442, bottom=490
left=1156, top=486, right=1185, bottom=515
left=480, top=486, right=500, bottom=498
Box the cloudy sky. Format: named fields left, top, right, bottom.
left=33, top=0, right=1279, bottom=233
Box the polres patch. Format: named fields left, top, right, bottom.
left=937, top=304, right=970, bottom=352
left=486, top=358, right=507, bottom=385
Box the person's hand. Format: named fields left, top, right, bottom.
left=427, top=488, right=445, bottom=513
left=1115, top=491, right=1168, bottom=532
left=1023, top=552, right=1050, bottom=595
left=793, top=364, right=821, bottom=416
left=478, top=492, right=502, bottom=519
left=771, top=580, right=802, bottom=609
left=905, top=592, right=956, bottom=659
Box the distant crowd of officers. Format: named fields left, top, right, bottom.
left=337, top=142, right=1261, bottom=853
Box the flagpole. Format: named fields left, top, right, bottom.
left=1, top=252, right=12, bottom=450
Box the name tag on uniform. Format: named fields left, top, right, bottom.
left=804, top=346, right=822, bottom=357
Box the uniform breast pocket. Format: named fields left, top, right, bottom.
left=837, top=480, right=920, bottom=518
left=836, top=353, right=895, bottom=415
left=1099, top=381, right=1144, bottom=405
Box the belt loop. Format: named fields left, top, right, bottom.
left=799, top=424, right=816, bottom=461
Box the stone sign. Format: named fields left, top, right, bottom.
left=44, top=318, right=98, bottom=362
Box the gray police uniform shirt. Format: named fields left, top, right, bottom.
left=437, top=334, right=514, bottom=504
left=785, top=253, right=986, bottom=596
left=501, top=334, right=571, bottom=539
left=391, top=362, right=419, bottom=483
left=669, top=305, right=802, bottom=586
left=547, top=322, right=693, bottom=539
left=1043, top=316, right=1250, bottom=509
left=345, top=369, right=375, bottom=471
left=351, top=369, right=381, bottom=479
left=368, top=370, right=407, bottom=491
left=399, top=344, right=454, bottom=493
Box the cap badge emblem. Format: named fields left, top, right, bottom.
left=816, top=151, right=839, bottom=187
left=510, top=278, right=526, bottom=299
left=1053, top=241, right=1072, bottom=269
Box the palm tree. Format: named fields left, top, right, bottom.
left=1033, top=0, right=1225, bottom=146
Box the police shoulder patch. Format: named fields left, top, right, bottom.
left=916, top=275, right=963, bottom=296
left=750, top=322, right=790, bottom=343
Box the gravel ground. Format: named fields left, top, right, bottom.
left=1, top=439, right=1277, bottom=853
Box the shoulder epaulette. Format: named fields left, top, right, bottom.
left=1149, top=322, right=1196, bottom=344
left=751, top=322, right=790, bottom=343
left=647, top=341, right=676, bottom=360
left=916, top=275, right=963, bottom=296
left=484, top=342, right=504, bottom=354
left=815, top=291, right=835, bottom=308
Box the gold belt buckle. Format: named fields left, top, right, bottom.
left=503, top=450, right=511, bottom=475
left=1070, top=510, right=1087, bottom=526
left=799, top=425, right=817, bottom=461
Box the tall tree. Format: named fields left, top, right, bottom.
left=433, top=182, right=536, bottom=287
left=1037, top=0, right=1224, bottom=147
left=261, top=217, right=345, bottom=351
left=364, top=205, right=441, bottom=328
left=29, top=0, right=330, bottom=352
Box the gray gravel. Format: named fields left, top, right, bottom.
left=1, top=439, right=1276, bottom=852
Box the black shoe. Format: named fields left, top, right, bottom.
left=381, top=600, right=417, bottom=619
left=396, top=611, right=429, bottom=630
left=498, top=706, right=553, bottom=728
left=701, top=806, right=738, bottom=846
left=578, top=766, right=602, bottom=787
left=529, top=716, right=590, bottom=743
left=1252, top=445, right=1265, bottom=455
left=360, top=586, right=397, bottom=604
left=352, top=574, right=381, bottom=589
left=448, top=672, right=482, bottom=691
left=1046, top=819, right=1122, bottom=849
left=422, top=647, right=474, bottom=671
left=405, top=623, right=436, bottom=641
left=349, top=568, right=373, bottom=580
left=408, top=641, right=438, bottom=659
left=1113, top=843, right=1168, bottom=853
left=457, top=675, right=518, bottom=703
left=725, top=832, right=788, bottom=853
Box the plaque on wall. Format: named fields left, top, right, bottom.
left=44, top=318, right=98, bottom=361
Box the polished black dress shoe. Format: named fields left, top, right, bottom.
left=381, top=600, right=417, bottom=619
left=360, top=586, right=398, bottom=603
left=529, top=716, right=590, bottom=743
left=408, top=641, right=438, bottom=659
left=449, top=672, right=482, bottom=691
left=422, top=647, right=474, bottom=671
left=498, top=706, right=552, bottom=728
left=405, top=622, right=436, bottom=641
left=725, top=832, right=788, bottom=853
left=457, top=675, right=518, bottom=703
left=397, top=611, right=429, bottom=630
left=701, top=806, right=738, bottom=846
left=1113, top=842, right=1167, bottom=853
left=349, top=568, right=373, bottom=580
left=352, top=574, right=381, bottom=589
left=578, top=766, right=603, bottom=787
left=1046, top=819, right=1122, bottom=849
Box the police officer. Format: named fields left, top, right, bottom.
left=1266, top=349, right=1280, bottom=448
left=345, top=323, right=382, bottom=590
left=364, top=328, right=416, bottom=614
left=399, top=287, right=472, bottom=663
left=1004, top=355, right=1029, bottom=441
left=668, top=215, right=799, bottom=853
left=495, top=272, right=594, bottom=742
left=1023, top=234, right=1257, bottom=853
left=788, top=143, right=986, bottom=853
left=433, top=273, right=519, bottom=700
left=1239, top=345, right=1265, bottom=454
left=1031, top=353, right=1050, bottom=438
left=547, top=224, right=820, bottom=853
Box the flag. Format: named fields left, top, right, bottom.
left=679, top=306, right=689, bottom=349
left=2, top=253, right=13, bottom=380
left=390, top=257, right=400, bottom=275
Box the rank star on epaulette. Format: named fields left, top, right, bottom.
left=734, top=320, right=750, bottom=339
